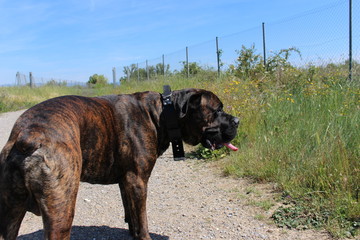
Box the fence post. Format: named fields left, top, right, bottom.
left=162, top=54, right=165, bottom=78
left=262, top=22, right=267, bottom=70
left=216, top=37, right=221, bottom=77
left=146, top=60, right=149, bottom=81
left=137, top=63, right=140, bottom=81
left=349, top=0, right=352, bottom=81
left=186, top=47, right=189, bottom=78
left=112, top=67, right=117, bottom=87
left=29, top=72, right=34, bottom=88
left=126, top=67, right=130, bottom=82
left=16, top=72, right=20, bottom=85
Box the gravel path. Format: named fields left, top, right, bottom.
left=0, top=110, right=332, bottom=240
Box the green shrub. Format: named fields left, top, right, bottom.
left=88, top=74, right=108, bottom=86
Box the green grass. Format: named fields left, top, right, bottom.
left=0, top=85, right=95, bottom=112
left=249, top=199, right=275, bottom=211
left=0, top=76, right=208, bottom=113
left=222, top=79, right=360, bottom=237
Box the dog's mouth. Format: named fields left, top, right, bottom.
left=204, top=139, right=238, bottom=151
left=201, top=126, right=238, bottom=151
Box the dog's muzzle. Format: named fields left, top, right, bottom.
left=201, top=115, right=239, bottom=151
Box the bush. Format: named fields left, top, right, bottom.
left=88, top=74, right=108, bottom=86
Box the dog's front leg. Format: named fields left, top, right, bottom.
left=122, top=171, right=151, bottom=240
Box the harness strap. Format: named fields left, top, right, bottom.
left=161, top=85, right=185, bottom=160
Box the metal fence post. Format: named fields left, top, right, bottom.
left=29, top=72, right=34, bottom=88
left=186, top=47, right=189, bottom=78
left=216, top=37, right=221, bottom=77
left=162, top=54, right=165, bottom=77
left=112, top=67, right=117, bottom=87
left=137, top=63, right=140, bottom=81
left=262, top=22, right=267, bottom=70
left=16, top=72, right=20, bottom=85
left=349, top=0, right=352, bottom=81
left=126, top=67, right=130, bottom=82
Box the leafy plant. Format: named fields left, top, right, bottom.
left=194, top=146, right=227, bottom=160
left=272, top=204, right=329, bottom=230
left=234, top=44, right=264, bottom=80
left=88, top=74, right=108, bottom=86
left=233, top=44, right=302, bottom=89
left=122, top=63, right=170, bottom=82
left=180, top=61, right=204, bottom=76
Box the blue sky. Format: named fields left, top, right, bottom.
left=0, top=0, right=355, bottom=85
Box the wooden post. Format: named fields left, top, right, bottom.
left=29, top=72, right=34, bottom=88
left=112, top=67, right=117, bottom=87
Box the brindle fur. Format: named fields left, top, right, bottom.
left=0, top=89, right=238, bottom=240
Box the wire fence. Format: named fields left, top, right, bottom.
left=9, top=0, right=359, bottom=87
left=116, top=0, right=359, bottom=82
left=13, top=72, right=88, bottom=88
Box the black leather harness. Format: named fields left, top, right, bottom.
left=161, top=85, right=185, bottom=160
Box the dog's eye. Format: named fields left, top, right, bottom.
left=213, top=108, right=222, bottom=117
left=216, top=108, right=223, bottom=114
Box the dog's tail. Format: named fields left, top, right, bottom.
left=0, top=128, right=45, bottom=210
left=14, top=128, right=46, bottom=155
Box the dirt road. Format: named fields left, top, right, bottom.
left=0, top=110, right=332, bottom=240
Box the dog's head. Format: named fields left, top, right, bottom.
left=173, top=89, right=239, bottom=151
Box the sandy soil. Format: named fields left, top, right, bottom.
left=0, top=110, right=333, bottom=240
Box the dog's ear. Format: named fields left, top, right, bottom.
left=179, top=92, right=202, bottom=119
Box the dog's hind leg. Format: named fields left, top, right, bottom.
left=39, top=191, right=78, bottom=240
left=0, top=203, right=26, bottom=240
left=0, top=156, right=27, bottom=240
left=24, top=151, right=81, bottom=240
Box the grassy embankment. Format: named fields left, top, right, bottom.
left=0, top=60, right=359, bottom=238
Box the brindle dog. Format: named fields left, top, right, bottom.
left=0, top=88, right=239, bottom=240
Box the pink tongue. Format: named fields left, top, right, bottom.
left=223, top=143, right=238, bottom=151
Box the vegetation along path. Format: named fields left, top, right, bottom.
left=1, top=110, right=332, bottom=240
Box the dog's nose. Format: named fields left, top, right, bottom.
left=232, top=117, right=239, bottom=127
